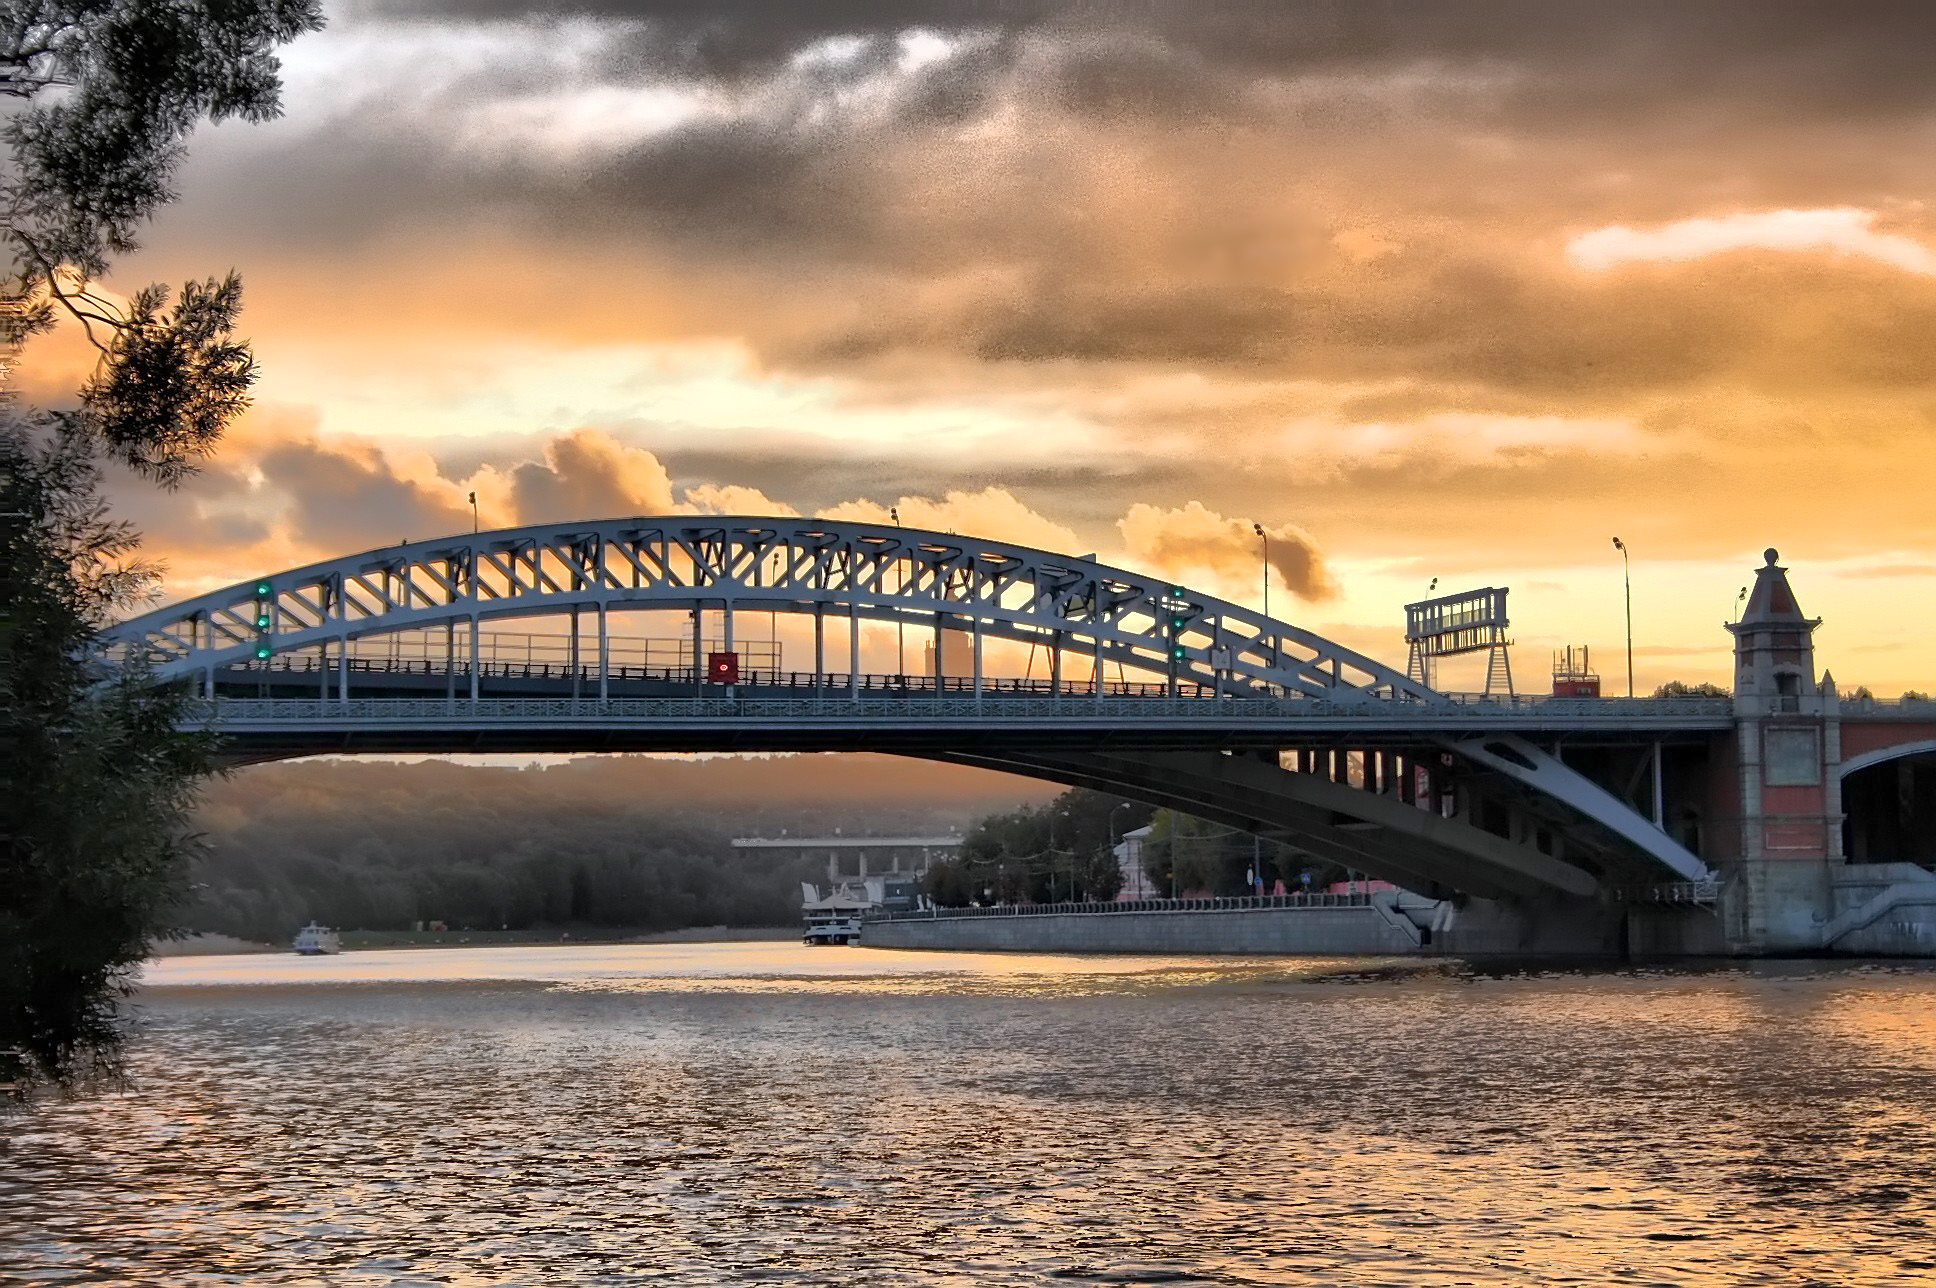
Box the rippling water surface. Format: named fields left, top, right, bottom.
left=7, top=944, right=1936, bottom=1285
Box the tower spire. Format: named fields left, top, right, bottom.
left=1727, top=547, right=1822, bottom=713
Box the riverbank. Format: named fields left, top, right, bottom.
left=153, top=925, right=798, bottom=956
left=861, top=895, right=1739, bottom=957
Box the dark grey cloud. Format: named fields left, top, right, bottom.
left=351, top=0, right=1936, bottom=120
left=101, top=459, right=271, bottom=560
left=128, top=0, right=1936, bottom=431
left=256, top=437, right=470, bottom=549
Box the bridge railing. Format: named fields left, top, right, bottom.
left=1636, top=879, right=1725, bottom=905
left=228, top=653, right=1224, bottom=700
left=186, top=694, right=1740, bottom=724
left=219, top=650, right=1743, bottom=716
left=868, top=893, right=1375, bottom=921
left=1837, top=692, right=1936, bottom=716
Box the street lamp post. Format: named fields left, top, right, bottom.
left=1109, top=801, right=1131, bottom=898
left=1611, top=536, right=1633, bottom=698
left=1158, top=816, right=1183, bottom=902
left=1048, top=806, right=1073, bottom=902
left=889, top=505, right=905, bottom=679
left=468, top=490, right=478, bottom=533
left=1251, top=522, right=1270, bottom=620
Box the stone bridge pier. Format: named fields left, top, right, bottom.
left=1720, top=550, right=1936, bottom=954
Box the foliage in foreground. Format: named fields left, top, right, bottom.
left=1, top=0, right=322, bottom=1096
left=0, top=424, right=210, bottom=1090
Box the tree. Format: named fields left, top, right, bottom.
left=1652, top=681, right=1730, bottom=699
left=949, top=789, right=1153, bottom=904
left=1, top=0, right=322, bottom=1097
left=1140, top=808, right=1317, bottom=897
left=1074, top=843, right=1122, bottom=902
left=1144, top=810, right=1241, bottom=895
left=920, top=859, right=975, bottom=908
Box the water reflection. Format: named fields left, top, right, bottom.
left=5, top=945, right=1935, bottom=1285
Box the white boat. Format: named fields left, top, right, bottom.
left=293, top=921, right=342, bottom=955
left=800, top=881, right=873, bottom=945
left=803, top=910, right=864, bottom=945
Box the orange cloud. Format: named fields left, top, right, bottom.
left=502, top=429, right=678, bottom=525
left=1117, top=501, right=1339, bottom=603
left=818, top=487, right=1083, bottom=554
left=684, top=482, right=798, bottom=516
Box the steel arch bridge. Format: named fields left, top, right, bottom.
left=100, top=516, right=1713, bottom=903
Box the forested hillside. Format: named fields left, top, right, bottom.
left=185, top=755, right=1055, bottom=941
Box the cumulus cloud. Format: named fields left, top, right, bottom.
left=683, top=482, right=799, bottom=515
left=1567, top=208, right=1936, bottom=276
left=502, top=429, right=679, bottom=524
left=817, top=487, right=1083, bottom=553
left=1117, top=501, right=1338, bottom=603
left=255, top=435, right=473, bottom=552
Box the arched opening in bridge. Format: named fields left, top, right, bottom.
left=1843, top=748, right=1936, bottom=867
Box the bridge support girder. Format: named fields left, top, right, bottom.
left=945, top=746, right=1602, bottom=902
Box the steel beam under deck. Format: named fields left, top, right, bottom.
left=937, top=748, right=1598, bottom=902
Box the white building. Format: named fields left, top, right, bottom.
left=1111, top=824, right=1160, bottom=900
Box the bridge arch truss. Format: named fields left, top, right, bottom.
left=102, top=517, right=1436, bottom=704
left=100, top=516, right=1713, bottom=896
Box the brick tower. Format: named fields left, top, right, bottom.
left=1724, top=548, right=1839, bottom=949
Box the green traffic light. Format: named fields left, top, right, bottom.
left=255, top=613, right=272, bottom=629
left=255, top=645, right=272, bottom=659
left=255, top=581, right=272, bottom=596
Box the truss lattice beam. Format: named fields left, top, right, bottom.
left=100, top=517, right=1437, bottom=703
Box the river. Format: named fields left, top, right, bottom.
left=5, top=944, right=1936, bottom=1285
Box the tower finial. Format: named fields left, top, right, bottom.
left=1764, top=547, right=1779, bottom=566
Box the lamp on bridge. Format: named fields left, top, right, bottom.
left=1612, top=536, right=1633, bottom=698
left=1251, top=522, right=1269, bottom=620
left=889, top=506, right=905, bottom=676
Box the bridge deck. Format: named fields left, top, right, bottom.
left=189, top=689, right=1743, bottom=763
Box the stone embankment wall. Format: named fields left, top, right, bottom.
left=861, top=904, right=1420, bottom=955
left=862, top=896, right=1741, bottom=958
left=1819, top=863, right=1936, bottom=955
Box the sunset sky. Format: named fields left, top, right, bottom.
left=27, top=0, right=1936, bottom=693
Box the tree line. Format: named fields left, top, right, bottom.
left=183, top=758, right=1022, bottom=943
left=920, top=788, right=1358, bottom=907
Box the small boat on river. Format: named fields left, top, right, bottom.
left=800, top=881, right=873, bottom=945
left=293, top=922, right=342, bottom=955
left=803, top=910, right=864, bottom=945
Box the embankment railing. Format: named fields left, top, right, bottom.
left=868, top=892, right=1377, bottom=922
